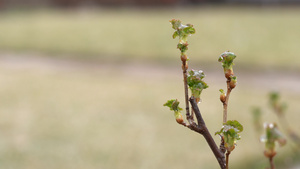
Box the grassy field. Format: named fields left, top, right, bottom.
left=0, top=56, right=299, bottom=169
left=0, top=6, right=300, bottom=169
left=1, top=6, right=300, bottom=69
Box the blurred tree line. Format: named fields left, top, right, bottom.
left=1, top=0, right=300, bottom=8
left=0, top=0, right=211, bottom=7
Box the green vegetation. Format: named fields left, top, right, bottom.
left=1, top=7, right=300, bottom=69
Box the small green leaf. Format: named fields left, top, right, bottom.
left=230, top=76, right=237, bottom=81
left=215, top=129, right=223, bottom=135
left=164, top=99, right=183, bottom=112
left=169, top=19, right=181, bottom=30
left=269, top=91, right=280, bottom=103
left=224, top=120, right=243, bottom=133
left=183, top=26, right=195, bottom=35
left=172, top=31, right=179, bottom=39
left=268, top=91, right=288, bottom=115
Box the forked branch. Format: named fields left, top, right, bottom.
left=190, top=97, right=226, bottom=169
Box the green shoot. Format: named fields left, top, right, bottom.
left=261, top=122, right=286, bottom=169
left=218, top=51, right=237, bottom=79
left=164, top=99, right=184, bottom=125
left=216, top=120, right=243, bottom=152
left=187, top=70, right=209, bottom=103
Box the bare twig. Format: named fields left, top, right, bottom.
left=223, top=79, right=232, bottom=123
left=182, top=59, right=193, bottom=124
left=225, top=151, right=231, bottom=169
left=189, top=97, right=226, bottom=169
left=269, top=156, right=275, bottom=169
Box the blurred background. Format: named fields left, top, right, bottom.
left=0, top=0, right=300, bottom=169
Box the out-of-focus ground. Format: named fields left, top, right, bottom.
left=0, top=6, right=300, bottom=169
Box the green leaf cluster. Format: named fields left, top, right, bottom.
left=187, top=70, right=209, bottom=103
left=261, top=123, right=286, bottom=155
left=269, top=91, right=287, bottom=115
left=218, top=51, right=237, bottom=70
left=164, top=99, right=182, bottom=112
left=219, top=89, right=224, bottom=93
left=164, top=99, right=184, bottom=122
left=170, top=19, right=195, bottom=54
left=177, top=43, right=188, bottom=53
left=216, top=120, right=243, bottom=152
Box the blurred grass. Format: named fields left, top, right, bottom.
left=0, top=60, right=299, bottom=169
left=0, top=6, right=300, bottom=69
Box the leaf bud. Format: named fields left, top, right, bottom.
left=177, top=42, right=189, bottom=53
left=169, top=19, right=181, bottom=30
left=229, top=76, right=237, bottom=89
left=182, top=63, right=188, bottom=70
left=264, top=150, right=277, bottom=158
left=219, top=89, right=226, bottom=103
left=181, top=55, right=188, bottom=62
left=225, top=143, right=235, bottom=152
left=225, top=69, right=234, bottom=79
left=175, top=113, right=184, bottom=124
left=195, top=97, right=201, bottom=104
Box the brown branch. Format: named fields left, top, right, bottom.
left=219, top=136, right=226, bottom=154
left=189, top=97, right=226, bottom=169
left=225, top=151, right=231, bottom=169
left=181, top=58, right=193, bottom=124
left=269, top=156, right=275, bottom=169
left=222, top=79, right=232, bottom=123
